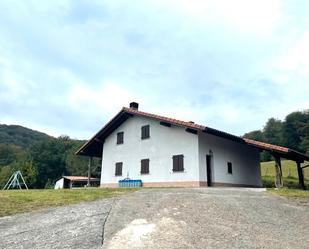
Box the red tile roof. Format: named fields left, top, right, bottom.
left=76, top=106, right=309, bottom=161
left=123, top=107, right=206, bottom=130
left=243, top=138, right=289, bottom=153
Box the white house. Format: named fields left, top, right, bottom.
left=76, top=102, right=309, bottom=188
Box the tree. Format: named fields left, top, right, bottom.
left=243, top=130, right=264, bottom=141
left=0, top=144, right=26, bottom=167
left=282, top=111, right=309, bottom=152
left=262, top=118, right=283, bottom=145
left=30, top=138, right=68, bottom=188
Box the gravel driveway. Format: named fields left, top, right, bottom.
left=1, top=188, right=308, bottom=249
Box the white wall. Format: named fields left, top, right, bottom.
left=101, top=115, right=199, bottom=185
left=198, top=132, right=262, bottom=187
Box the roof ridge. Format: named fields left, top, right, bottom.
left=122, top=107, right=206, bottom=130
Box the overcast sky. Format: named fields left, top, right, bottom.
left=0, top=0, right=308, bottom=139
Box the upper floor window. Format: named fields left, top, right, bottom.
left=173, top=154, right=184, bottom=172
left=115, top=162, right=123, bottom=176
left=141, top=159, right=150, bottom=174
left=227, top=162, right=232, bottom=174
left=117, top=132, right=124, bottom=144
left=141, top=125, right=150, bottom=139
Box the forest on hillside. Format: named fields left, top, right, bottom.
left=0, top=125, right=101, bottom=189
left=243, top=110, right=309, bottom=161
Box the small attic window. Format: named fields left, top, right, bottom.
left=117, top=132, right=124, bottom=144
left=141, top=125, right=150, bottom=139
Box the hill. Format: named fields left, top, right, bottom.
left=0, top=124, right=100, bottom=189
left=0, top=124, right=51, bottom=148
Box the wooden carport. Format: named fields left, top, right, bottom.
left=244, top=138, right=309, bottom=189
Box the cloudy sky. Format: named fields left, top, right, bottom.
left=0, top=0, right=308, bottom=139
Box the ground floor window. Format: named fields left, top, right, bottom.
left=141, top=159, right=150, bottom=174
left=115, top=162, right=123, bottom=176
left=173, top=154, right=184, bottom=172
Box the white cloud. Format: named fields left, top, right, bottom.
left=67, top=82, right=142, bottom=118
left=152, top=0, right=282, bottom=36
left=0, top=0, right=308, bottom=140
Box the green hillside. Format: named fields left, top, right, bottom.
left=261, top=160, right=309, bottom=188
left=0, top=124, right=100, bottom=189
left=0, top=124, right=51, bottom=148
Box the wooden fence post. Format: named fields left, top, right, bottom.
left=297, top=161, right=305, bottom=190
left=274, top=156, right=283, bottom=188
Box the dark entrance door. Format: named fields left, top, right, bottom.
left=206, top=155, right=212, bottom=186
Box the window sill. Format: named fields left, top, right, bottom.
left=172, top=170, right=186, bottom=173
left=141, top=137, right=150, bottom=140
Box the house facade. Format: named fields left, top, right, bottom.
left=100, top=113, right=261, bottom=187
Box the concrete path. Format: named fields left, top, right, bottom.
left=0, top=188, right=308, bottom=249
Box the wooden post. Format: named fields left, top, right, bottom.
left=297, top=161, right=305, bottom=190
left=87, top=157, right=92, bottom=187
left=274, top=156, right=283, bottom=188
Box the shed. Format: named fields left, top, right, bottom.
left=54, top=176, right=100, bottom=189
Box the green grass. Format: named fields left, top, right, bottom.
left=0, top=188, right=137, bottom=217
left=261, top=160, right=309, bottom=189
left=268, top=188, right=309, bottom=198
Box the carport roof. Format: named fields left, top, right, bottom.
left=76, top=106, right=309, bottom=162
left=63, top=176, right=100, bottom=182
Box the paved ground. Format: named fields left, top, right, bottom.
left=103, top=188, right=309, bottom=249
left=1, top=188, right=309, bottom=249
left=0, top=198, right=114, bottom=249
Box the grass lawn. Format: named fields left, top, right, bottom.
left=261, top=160, right=309, bottom=189
left=268, top=188, right=309, bottom=199
left=0, top=188, right=137, bottom=217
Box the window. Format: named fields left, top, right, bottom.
left=141, top=125, right=150, bottom=139
left=115, top=162, right=123, bottom=176
left=117, top=132, right=124, bottom=144
left=173, top=155, right=184, bottom=172
left=227, top=162, right=232, bottom=174
left=141, top=159, right=150, bottom=174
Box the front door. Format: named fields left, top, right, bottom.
left=206, top=155, right=212, bottom=186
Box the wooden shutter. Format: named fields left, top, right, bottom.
left=115, top=162, right=122, bottom=176
left=173, top=155, right=184, bottom=172
left=141, top=159, right=149, bottom=174
left=117, top=132, right=124, bottom=144
left=178, top=155, right=184, bottom=171
left=173, top=155, right=178, bottom=171
left=141, top=125, right=150, bottom=139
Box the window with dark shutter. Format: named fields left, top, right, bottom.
left=141, top=125, right=150, bottom=139
left=227, top=162, right=232, bottom=174
left=115, top=162, right=123, bottom=176
left=117, top=132, right=124, bottom=144
left=141, top=159, right=150, bottom=174
left=172, top=155, right=184, bottom=172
